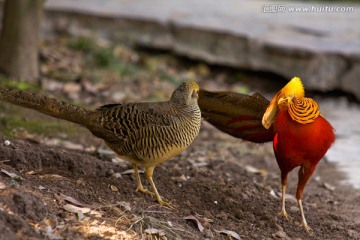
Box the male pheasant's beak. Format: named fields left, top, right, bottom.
left=262, top=77, right=304, bottom=129
left=262, top=93, right=295, bottom=129
left=278, top=94, right=294, bottom=109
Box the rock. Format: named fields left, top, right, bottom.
left=43, top=0, right=360, bottom=99
left=341, top=61, right=360, bottom=100
left=273, top=230, right=289, bottom=239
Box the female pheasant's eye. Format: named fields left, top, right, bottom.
left=192, top=90, right=199, bottom=98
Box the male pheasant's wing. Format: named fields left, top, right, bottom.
left=198, top=89, right=275, bottom=143
left=96, top=102, right=176, bottom=142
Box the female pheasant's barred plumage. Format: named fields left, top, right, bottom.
left=288, top=96, right=320, bottom=124
left=0, top=81, right=201, bottom=207
left=99, top=100, right=201, bottom=166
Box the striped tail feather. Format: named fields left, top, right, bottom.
left=198, top=89, right=275, bottom=143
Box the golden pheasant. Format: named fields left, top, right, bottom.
left=0, top=81, right=202, bottom=207
left=262, top=77, right=335, bottom=233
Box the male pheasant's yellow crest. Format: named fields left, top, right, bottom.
left=280, top=77, right=304, bottom=99
left=262, top=77, right=305, bottom=129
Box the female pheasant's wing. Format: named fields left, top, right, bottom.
left=96, top=102, right=176, bottom=141
left=198, top=89, right=275, bottom=143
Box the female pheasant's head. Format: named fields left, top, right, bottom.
left=262, top=77, right=307, bottom=129
left=171, top=80, right=200, bottom=106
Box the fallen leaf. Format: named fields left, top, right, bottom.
left=112, top=173, right=122, bottom=179
left=4, top=140, right=11, bottom=146
left=215, top=229, right=241, bottom=240
left=63, top=204, right=91, bottom=214
left=184, top=215, right=204, bottom=232
left=60, top=194, right=85, bottom=207
left=121, top=169, right=134, bottom=175
left=244, top=165, right=267, bottom=177
left=1, top=169, right=24, bottom=181
left=39, top=174, right=65, bottom=180
left=110, top=185, right=118, bottom=192
left=274, top=191, right=297, bottom=203
left=144, top=228, right=165, bottom=236
left=270, top=190, right=278, bottom=199
left=39, top=186, right=46, bottom=190
left=323, top=182, right=336, bottom=191
left=117, top=201, right=131, bottom=211
left=63, top=82, right=81, bottom=94
left=61, top=141, right=84, bottom=151
left=27, top=168, right=43, bottom=175
left=0, top=182, right=6, bottom=190
left=77, top=211, right=85, bottom=221
left=89, top=210, right=103, bottom=218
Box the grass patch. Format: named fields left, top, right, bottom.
left=0, top=76, right=39, bottom=91
left=68, top=36, right=97, bottom=53
left=0, top=107, right=76, bottom=138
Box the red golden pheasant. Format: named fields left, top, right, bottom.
left=262, top=77, right=335, bottom=233
left=198, top=77, right=335, bottom=234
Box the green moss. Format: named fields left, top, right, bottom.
left=93, top=47, right=116, bottom=68
left=0, top=76, right=38, bottom=90
left=68, top=36, right=97, bottom=52
left=0, top=108, right=76, bottom=138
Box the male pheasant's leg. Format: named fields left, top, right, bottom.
left=145, top=166, right=174, bottom=209
left=280, top=173, right=292, bottom=220
left=133, top=163, right=154, bottom=196
left=298, top=199, right=313, bottom=234
left=296, top=165, right=315, bottom=235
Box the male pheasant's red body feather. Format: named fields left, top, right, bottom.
left=274, top=110, right=335, bottom=175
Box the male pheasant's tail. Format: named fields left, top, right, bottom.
left=0, top=88, right=91, bottom=126
left=198, top=89, right=275, bottom=143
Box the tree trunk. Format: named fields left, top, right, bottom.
left=0, top=0, right=44, bottom=83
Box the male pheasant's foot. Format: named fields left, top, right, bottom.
left=279, top=209, right=293, bottom=221
left=301, top=221, right=313, bottom=235
left=136, top=186, right=155, bottom=197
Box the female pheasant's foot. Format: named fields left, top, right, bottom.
left=157, top=199, right=175, bottom=209
left=136, top=186, right=155, bottom=197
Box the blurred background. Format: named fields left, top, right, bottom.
left=0, top=0, right=360, bottom=239
left=1, top=0, right=359, bottom=186
left=0, top=0, right=360, bottom=187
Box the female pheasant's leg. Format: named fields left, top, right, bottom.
left=280, top=172, right=292, bottom=220
left=133, top=163, right=154, bottom=196
left=145, top=166, right=174, bottom=209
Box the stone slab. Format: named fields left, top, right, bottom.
left=44, top=0, right=360, bottom=99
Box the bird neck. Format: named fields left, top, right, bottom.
left=287, top=97, right=320, bottom=124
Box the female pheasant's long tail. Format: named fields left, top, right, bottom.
left=198, top=89, right=275, bottom=143
left=0, top=88, right=91, bottom=126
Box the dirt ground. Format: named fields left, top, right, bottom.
left=1, top=37, right=360, bottom=240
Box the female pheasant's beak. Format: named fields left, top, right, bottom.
left=262, top=77, right=305, bottom=129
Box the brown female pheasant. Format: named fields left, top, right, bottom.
left=0, top=81, right=202, bottom=207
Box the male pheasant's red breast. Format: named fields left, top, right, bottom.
left=274, top=110, right=335, bottom=172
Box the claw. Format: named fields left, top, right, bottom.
left=136, top=186, right=155, bottom=197
left=301, top=221, right=313, bottom=235
left=279, top=209, right=293, bottom=222
left=158, top=200, right=175, bottom=209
